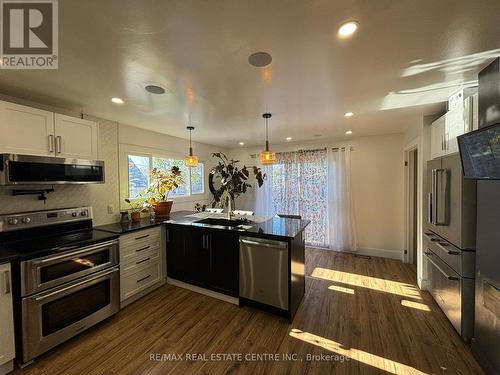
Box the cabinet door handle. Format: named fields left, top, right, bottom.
left=166, top=230, right=170, bottom=243
left=3, top=270, right=10, bottom=295
left=56, top=135, right=62, bottom=154
left=48, top=135, right=54, bottom=153
left=137, top=274, right=151, bottom=283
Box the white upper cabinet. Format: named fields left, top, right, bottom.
left=54, top=114, right=98, bottom=159
left=0, top=101, right=55, bottom=156
left=430, top=95, right=476, bottom=159
left=0, top=263, right=15, bottom=370
left=0, top=100, right=98, bottom=159
left=431, top=114, right=446, bottom=160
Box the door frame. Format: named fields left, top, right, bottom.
left=404, top=140, right=419, bottom=264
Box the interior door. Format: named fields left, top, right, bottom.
left=0, top=101, right=55, bottom=156
left=54, top=114, right=98, bottom=159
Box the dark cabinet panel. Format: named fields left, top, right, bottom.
left=209, top=231, right=239, bottom=296
left=165, top=226, right=186, bottom=280
left=184, top=228, right=210, bottom=287
left=165, top=225, right=239, bottom=297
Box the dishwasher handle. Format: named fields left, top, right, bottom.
left=239, top=238, right=288, bottom=249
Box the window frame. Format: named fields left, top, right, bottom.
left=119, top=143, right=207, bottom=210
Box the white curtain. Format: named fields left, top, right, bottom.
left=327, top=148, right=357, bottom=251
left=254, top=164, right=275, bottom=217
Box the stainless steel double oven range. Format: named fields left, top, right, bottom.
left=0, top=207, right=120, bottom=365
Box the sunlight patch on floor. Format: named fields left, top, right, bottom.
left=401, top=299, right=431, bottom=312
left=328, top=285, right=355, bottom=295
left=289, top=329, right=428, bottom=375
left=310, top=267, right=422, bottom=299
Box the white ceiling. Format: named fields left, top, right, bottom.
left=1, top=0, right=500, bottom=147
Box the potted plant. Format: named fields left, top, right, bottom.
left=124, top=198, right=143, bottom=222
left=209, top=153, right=265, bottom=211
left=144, top=166, right=185, bottom=219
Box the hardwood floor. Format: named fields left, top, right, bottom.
left=14, top=249, right=483, bottom=375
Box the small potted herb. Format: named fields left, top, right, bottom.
left=124, top=198, right=143, bottom=222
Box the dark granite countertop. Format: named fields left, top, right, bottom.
left=95, top=211, right=310, bottom=240
left=165, top=211, right=310, bottom=240
left=94, top=219, right=164, bottom=234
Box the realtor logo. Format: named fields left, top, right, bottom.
left=0, top=0, right=58, bottom=69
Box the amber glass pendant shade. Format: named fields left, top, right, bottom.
left=259, top=113, right=275, bottom=165
left=185, top=126, right=198, bottom=167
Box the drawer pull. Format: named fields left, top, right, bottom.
left=137, top=275, right=151, bottom=283
left=437, top=242, right=459, bottom=255
left=135, top=234, right=150, bottom=240
left=136, top=258, right=150, bottom=265
left=424, top=251, right=460, bottom=281
left=136, top=246, right=150, bottom=252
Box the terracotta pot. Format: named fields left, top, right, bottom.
left=154, top=200, right=173, bottom=219
left=130, top=211, right=141, bottom=223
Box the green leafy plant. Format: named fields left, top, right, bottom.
left=124, top=198, right=143, bottom=213
left=144, top=166, right=185, bottom=205
left=209, top=153, right=265, bottom=207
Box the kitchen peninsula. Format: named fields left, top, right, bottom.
left=96, top=211, right=310, bottom=320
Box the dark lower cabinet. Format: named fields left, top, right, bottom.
left=165, top=226, right=186, bottom=280
left=209, top=231, right=239, bottom=296
left=165, top=225, right=239, bottom=297
left=184, top=228, right=210, bottom=287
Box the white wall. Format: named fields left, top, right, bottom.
left=0, top=95, right=227, bottom=225
left=228, top=133, right=406, bottom=259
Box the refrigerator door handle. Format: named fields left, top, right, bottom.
left=431, top=169, right=438, bottom=225
left=435, top=168, right=447, bottom=225
left=427, top=192, right=433, bottom=225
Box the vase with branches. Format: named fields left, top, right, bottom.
left=209, top=153, right=265, bottom=213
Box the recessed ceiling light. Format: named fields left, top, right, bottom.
left=286, top=137, right=292, bottom=141
left=248, top=52, right=272, bottom=67
left=145, top=85, right=166, bottom=94
left=111, top=97, right=124, bottom=104
left=345, top=130, right=353, bottom=135
left=338, top=21, right=359, bottom=37
left=239, top=142, right=245, bottom=146
left=344, top=112, right=354, bottom=117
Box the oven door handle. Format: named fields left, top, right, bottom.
left=33, top=240, right=118, bottom=264
left=424, top=251, right=460, bottom=281
left=33, top=267, right=118, bottom=302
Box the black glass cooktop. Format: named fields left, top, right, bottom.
left=0, top=222, right=119, bottom=261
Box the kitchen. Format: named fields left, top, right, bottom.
left=0, top=1, right=499, bottom=374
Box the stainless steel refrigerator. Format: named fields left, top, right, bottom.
left=424, top=153, right=477, bottom=340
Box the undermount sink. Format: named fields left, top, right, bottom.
left=195, top=218, right=251, bottom=228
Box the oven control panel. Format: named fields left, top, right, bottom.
left=0, top=207, right=93, bottom=232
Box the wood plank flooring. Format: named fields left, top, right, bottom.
left=14, top=249, right=483, bottom=375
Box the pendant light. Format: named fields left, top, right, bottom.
left=259, top=112, right=276, bottom=164
left=184, top=126, right=198, bottom=167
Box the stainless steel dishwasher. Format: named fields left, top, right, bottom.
left=239, top=237, right=288, bottom=310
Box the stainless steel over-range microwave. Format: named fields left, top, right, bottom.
left=0, top=154, right=105, bottom=185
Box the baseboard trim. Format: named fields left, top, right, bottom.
left=352, top=247, right=403, bottom=260
left=0, top=360, right=14, bottom=375
left=167, top=278, right=239, bottom=305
